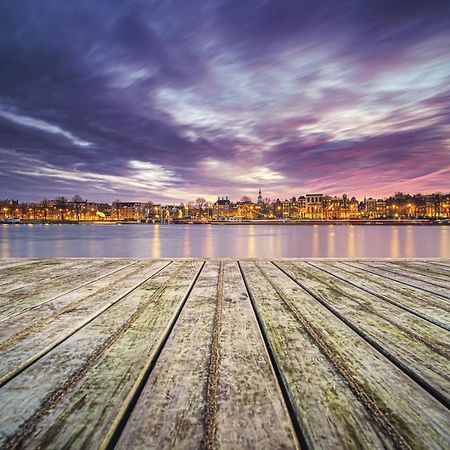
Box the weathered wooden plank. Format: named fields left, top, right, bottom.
left=242, top=261, right=450, bottom=450
left=240, top=261, right=395, bottom=450
left=1, top=264, right=145, bottom=330
left=428, top=260, right=450, bottom=270
left=215, top=261, right=298, bottom=449
left=0, top=259, right=69, bottom=281
left=309, top=260, right=450, bottom=329
left=0, top=262, right=145, bottom=341
left=0, top=259, right=91, bottom=290
left=0, top=259, right=39, bottom=271
left=0, top=260, right=170, bottom=383
left=0, top=260, right=203, bottom=450
left=114, top=261, right=298, bottom=450
left=0, top=259, right=125, bottom=297
left=0, top=258, right=20, bottom=266
left=0, top=260, right=137, bottom=321
left=343, top=260, right=450, bottom=299
left=362, top=260, right=450, bottom=290
left=0, top=259, right=47, bottom=269
left=380, top=260, right=450, bottom=284
left=390, top=260, right=450, bottom=278
left=112, top=260, right=219, bottom=450
left=276, top=260, right=450, bottom=403
left=0, top=258, right=449, bottom=450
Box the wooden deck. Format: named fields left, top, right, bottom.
left=0, top=258, right=449, bottom=450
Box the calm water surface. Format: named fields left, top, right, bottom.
left=0, top=224, right=448, bottom=258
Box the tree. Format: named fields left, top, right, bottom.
left=55, top=197, right=68, bottom=221
left=195, top=197, right=208, bottom=209
left=72, top=194, right=83, bottom=203
left=71, top=195, right=85, bottom=220
left=112, top=200, right=122, bottom=220
left=40, top=199, right=50, bottom=220
left=240, top=196, right=252, bottom=203
left=55, top=197, right=68, bottom=206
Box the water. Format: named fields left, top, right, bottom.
left=1, top=223, right=448, bottom=258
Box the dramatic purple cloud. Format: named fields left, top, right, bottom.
left=0, top=0, right=449, bottom=202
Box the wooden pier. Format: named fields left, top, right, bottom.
left=0, top=258, right=449, bottom=449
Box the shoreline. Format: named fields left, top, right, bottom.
left=2, top=219, right=449, bottom=226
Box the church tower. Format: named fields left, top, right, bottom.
left=257, top=187, right=263, bottom=204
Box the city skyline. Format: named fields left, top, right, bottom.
left=2, top=189, right=449, bottom=221
left=0, top=190, right=450, bottom=224
left=2, top=188, right=450, bottom=206
left=0, top=187, right=450, bottom=205
left=1, top=1, right=450, bottom=202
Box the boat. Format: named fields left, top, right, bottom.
left=1, top=218, right=22, bottom=224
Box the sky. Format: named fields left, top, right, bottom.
left=0, top=0, right=449, bottom=203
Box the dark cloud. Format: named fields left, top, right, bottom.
left=215, top=0, right=450, bottom=64
left=0, top=0, right=449, bottom=201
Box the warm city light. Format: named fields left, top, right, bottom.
left=1, top=190, right=449, bottom=224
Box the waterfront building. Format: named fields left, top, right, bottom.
left=366, top=198, right=377, bottom=218
left=297, top=196, right=306, bottom=218
left=213, top=197, right=232, bottom=218
left=280, top=197, right=300, bottom=218
left=272, top=199, right=282, bottom=218
left=111, top=202, right=156, bottom=221
left=323, top=196, right=340, bottom=219
left=0, top=199, right=19, bottom=219
left=3, top=192, right=449, bottom=222
left=236, top=198, right=256, bottom=219
left=306, top=194, right=324, bottom=219
left=349, top=196, right=360, bottom=218
left=366, top=198, right=388, bottom=219
left=376, top=200, right=387, bottom=218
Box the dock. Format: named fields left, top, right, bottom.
left=0, top=258, right=449, bottom=449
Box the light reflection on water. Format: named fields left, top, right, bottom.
left=0, top=224, right=449, bottom=258
left=153, top=224, right=160, bottom=259
left=348, top=226, right=357, bottom=258
left=327, top=225, right=335, bottom=257
left=312, top=225, right=319, bottom=256
left=441, top=227, right=448, bottom=258
left=390, top=227, right=400, bottom=258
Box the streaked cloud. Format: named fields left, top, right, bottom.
left=0, top=109, right=92, bottom=147
left=199, top=158, right=284, bottom=185
left=14, top=158, right=177, bottom=195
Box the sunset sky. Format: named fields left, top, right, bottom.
left=1, top=0, right=449, bottom=203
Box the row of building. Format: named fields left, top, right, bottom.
left=211, top=191, right=450, bottom=220
left=1, top=191, right=449, bottom=222
left=0, top=198, right=162, bottom=222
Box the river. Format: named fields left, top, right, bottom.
left=1, top=223, right=448, bottom=258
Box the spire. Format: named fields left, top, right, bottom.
left=257, top=187, right=263, bottom=203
